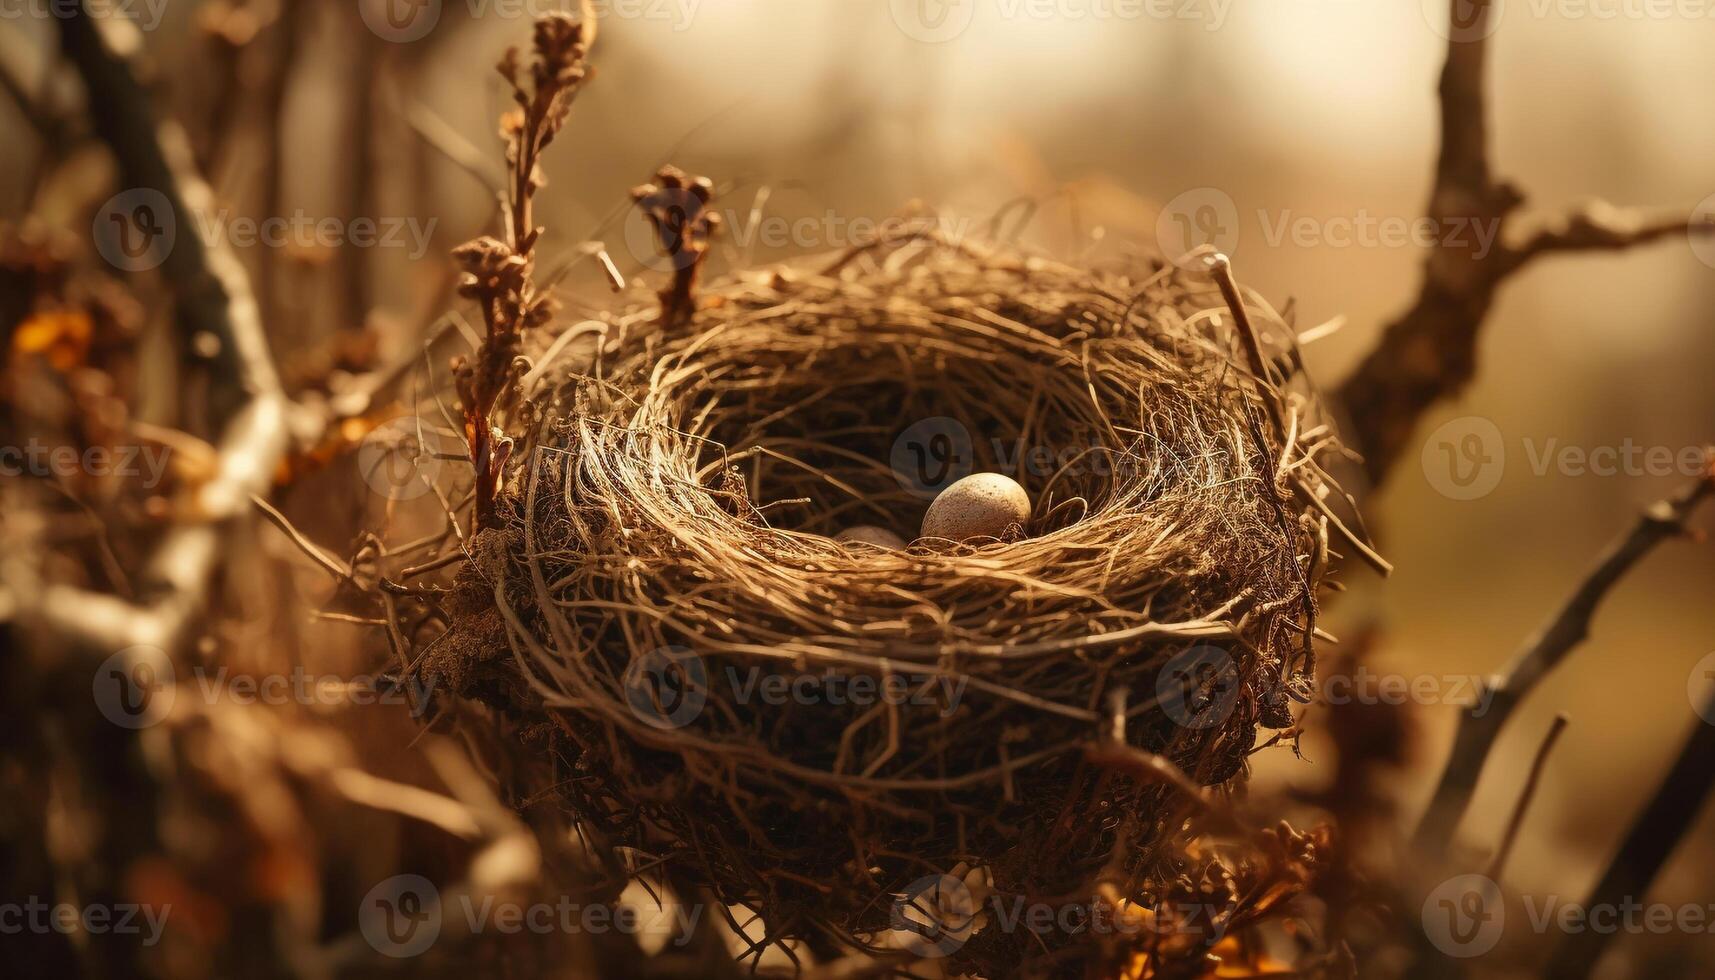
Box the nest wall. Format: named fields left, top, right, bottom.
left=425, top=239, right=1344, bottom=962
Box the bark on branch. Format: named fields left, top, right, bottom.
left=1413, top=460, right=1715, bottom=857
left=1544, top=687, right=1715, bottom=979
left=19, top=6, right=289, bottom=659
left=1337, top=0, right=1715, bottom=485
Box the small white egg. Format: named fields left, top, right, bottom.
left=836, top=525, right=908, bottom=550
left=920, top=473, right=1032, bottom=543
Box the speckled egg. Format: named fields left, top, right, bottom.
left=835, top=525, right=908, bottom=550
left=920, top=473, right=1032, bottom=543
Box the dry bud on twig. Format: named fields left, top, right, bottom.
left=631, top=165, right=722, bottom=326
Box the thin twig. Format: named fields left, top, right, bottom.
left=402, top=97, right=505, bottom=194
left=1485, top=713, right=1568, bottom=881
left=1210, top=254, right=1391, bottom=579
left=1415, top=460, right=1715, bottom=856
left=252, top=494, right=352, bottom=583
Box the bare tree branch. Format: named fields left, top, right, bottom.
left=1544, top=688, right=1715, bottom=980
left=1337, top=0, right=1715, bottom=485
left=1414, top=459, right=1715, bottom=857
left=1508, top=201, right=1712, bottom=271
left=14, top=6, right=289, bottom=659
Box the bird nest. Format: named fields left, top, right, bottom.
left=419, top=234, right=1354, bottom=970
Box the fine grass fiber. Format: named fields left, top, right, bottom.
left=422, top=231, right=1357, bottom=969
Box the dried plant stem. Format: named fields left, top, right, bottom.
left=1414, top=462, right=1715, bottom=857
left=1337, top=0, right=1715, bottom=485
left=1209, top=253, right=1391, bottom=584
left=453, top=11, right=594, bottom=531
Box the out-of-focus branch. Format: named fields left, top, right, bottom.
left=0, top=29, right=60, bottom=140
left=1507, top=202, right=1708, bottom=270
left=1337, top=0, right=1715, bottom=485
left=17, top=5, right=288, bottom=659
left=1543, top=687, right=1715, bottom=980
left=1413, top=459, right=1715, bottom=857
left=1485, top=713, right=1567, bottom=881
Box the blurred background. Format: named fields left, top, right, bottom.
left=3, top=0, right=1714, bottom=976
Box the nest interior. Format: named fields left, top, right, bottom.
left=424, top=237, right=1345, bottom=962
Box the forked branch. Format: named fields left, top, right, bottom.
left=1414, top=456, right=1715, bottom=857
left=1337, top=0, right=1715, bottom=485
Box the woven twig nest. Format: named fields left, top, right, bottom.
left=424, top=234, right=1349, bottom=969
